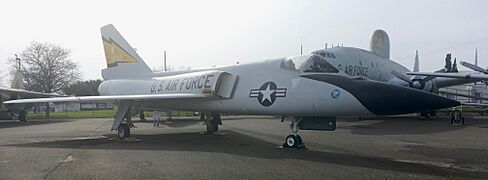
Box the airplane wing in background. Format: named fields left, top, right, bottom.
left=461, top=103, right=488, bottom=107
left=0, top=87, right=66, bottom=121
left=407, top=61, right=488, bottom=80
left=406, top=61, right=488, bottom=80
left=0, top=87, right=65, bottom=99
left=406, top=72, right=488, bottom=80
left=439, top=90, right=488, bottom=101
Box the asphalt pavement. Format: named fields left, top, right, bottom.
left=0, top=115, right=487, bottom=179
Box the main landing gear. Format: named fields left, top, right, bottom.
left=205, top=113, right=222, bottom=134
left=116, top=114, right=135, bottom=139
left=451, top=109, right=464, bottom=125
left=18, top=111, right=27, bottom=122
left=283, top=117, right=305, bottom=148
left=112, top=101, right=135, bottom=140
left=117, top=123, right=130, bottom=139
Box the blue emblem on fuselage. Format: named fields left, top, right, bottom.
left=331, top=89, right=340, bottom=99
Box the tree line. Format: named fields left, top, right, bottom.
left=9, top=42, right=103, bottom=116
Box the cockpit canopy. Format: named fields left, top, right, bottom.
left=280, top=55, right=339, bottom=73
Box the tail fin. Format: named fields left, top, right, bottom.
left=10, top=70, right=23, bottom=89
left=413, top=50, right=419, bottom=72
left=369, top=29, right=390, bottom=60
left=100, top=24, right=152, bottom=80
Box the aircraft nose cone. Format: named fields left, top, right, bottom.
left=301, top=74, right=460, bottom=115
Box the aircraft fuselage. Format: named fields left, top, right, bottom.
left=99, top=59, right=372, bottom=116
left=99, top=53, right=458, bottom=116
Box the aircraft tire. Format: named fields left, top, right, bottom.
left=451, top=110, right=463, bottom=125
left=206, top=120, right=218, bottom=134
left=117, top=123, right=130, bottom=139
left=285, top=135, right=298, bottom=148
left=19, top=111, right=27, bottom=122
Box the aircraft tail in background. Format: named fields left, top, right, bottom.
left=10, top=70, right=23, bottom=89
left=413, top=50, right=419, bottom=72
left=370, top=29, right=390, bottom=60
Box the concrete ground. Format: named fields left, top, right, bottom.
left=0, top=115, right=487, bottom=179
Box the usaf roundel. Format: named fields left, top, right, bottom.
left=249, top=82, right=287, bottom=107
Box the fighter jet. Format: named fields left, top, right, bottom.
left=0, top=70, right=64, bottom=121
left=5, top=25, right=461, bottom=148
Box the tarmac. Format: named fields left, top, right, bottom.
left=0, top=115, right=488, bottom=179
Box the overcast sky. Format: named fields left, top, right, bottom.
left=1, top=0, right=487, bottom=85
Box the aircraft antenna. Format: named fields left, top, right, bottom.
left=325, top=43, right=328, bottom=49
left=300, top=37, right=303, bottom=55
left=164, top=50, right=167, bottom=71
left=475, top=48, right=478, bottom=66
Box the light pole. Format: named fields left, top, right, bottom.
left=14, top=54, right=21, bottom=70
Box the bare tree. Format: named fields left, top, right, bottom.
left=9, top=42, right=81, bottom=116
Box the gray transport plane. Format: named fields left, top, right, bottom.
left=6, top=25, right=474, bottom=148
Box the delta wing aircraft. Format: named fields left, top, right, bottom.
left=5, top=25, right=462, bottom=148
left=0, top=70, right=64, bottom=121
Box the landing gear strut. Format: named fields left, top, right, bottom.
left=283, top=117, right=305, bottom=148
left=111, top=101, right=134, bottom=140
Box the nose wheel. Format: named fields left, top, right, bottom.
left=285, top=134, right=303, bottom=148
left=283, top=117, right=305, bottom=148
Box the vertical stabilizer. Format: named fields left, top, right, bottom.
left=10, top=70, right=23, bottom=89
left=100, top=24, right=152, bottom=80
left=370, top=30, right=390, bottom=59
left=413, top=50, right=419, bottom=72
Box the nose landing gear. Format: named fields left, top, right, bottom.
left=283, top=117, right=305, bottom=148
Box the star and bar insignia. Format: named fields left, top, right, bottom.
left=250, top=82, right=287, bottom=107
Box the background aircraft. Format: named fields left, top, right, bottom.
left=0, top=70, right=64, bottom=121
left=5, top=25, right=461, bottom=148
left=311, top=30, right=484, bottom=94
